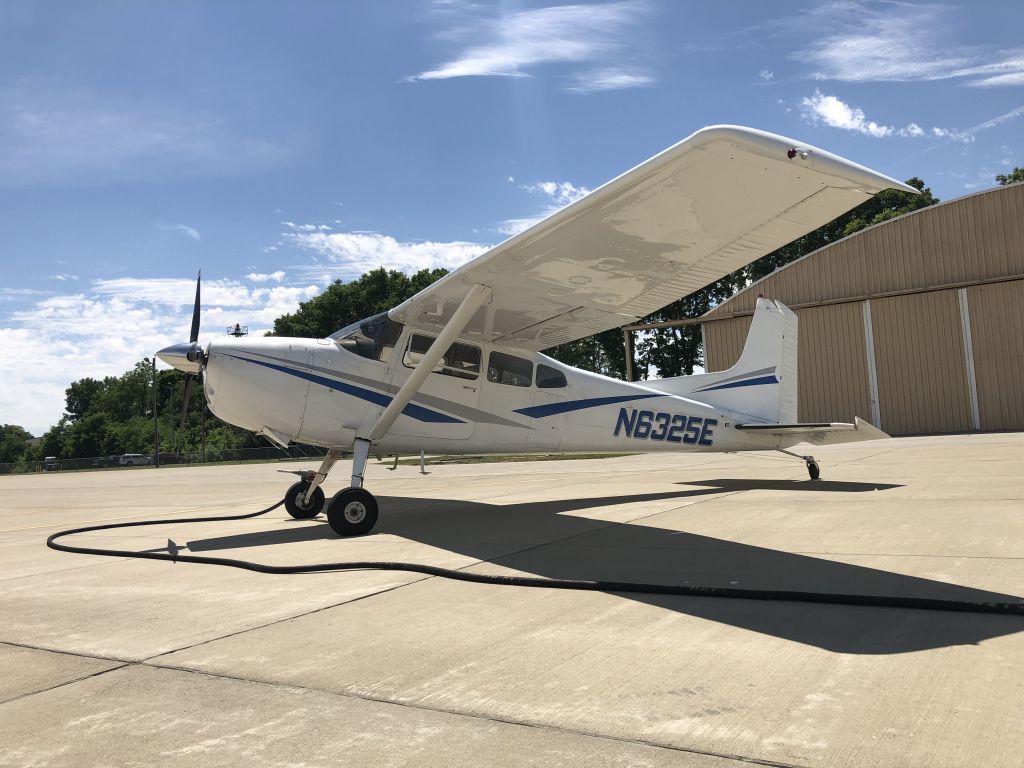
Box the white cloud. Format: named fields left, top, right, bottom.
left=792, top=2, right=1024, bottom=88
left=287, top=231, right=489, bottom=282
left=247, top=270, right=286, bottom=283
left=499, top=179, right=591, bottom=235
left=496, top=217, right=544, bottom=237
left=800, top=90, right=894, bottom=137
left=519, top=180, right=591, bottom=206
left=52, top=273, right=78, bottom=281
left=799, top=90, right=970, bottom=141
left=410, top=1, right=654, bottom=93
left=0, top=276, right=320, bottom=434
left=759, top=69, right=774, bottom=81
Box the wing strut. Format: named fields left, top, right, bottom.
left=349, top=283, right=492, bottom=489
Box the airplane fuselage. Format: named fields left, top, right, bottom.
left=201, top=330, right=775, bottom=457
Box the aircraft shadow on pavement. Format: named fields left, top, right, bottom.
left=184, top=479, right=1023, bottom=655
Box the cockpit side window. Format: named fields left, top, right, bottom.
left=403, top=334, right=481, bottom=380
left=488, top=352, right=533, bottom=387
left=333, top=312, right=403, bottom=362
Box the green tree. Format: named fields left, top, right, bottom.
left=65, top=378, right=104, bottom=421
left=0, top=424, right=34, bottom=464
left=838, top=178, right=939, bottom=237
left=996, top=167, right=1024, bottom=185
left=272, top=267, right=448, bottom=338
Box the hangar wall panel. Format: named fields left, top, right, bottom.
left=702, top=316, right=750, bottom=372
left=696, top=184, right=1023, bottom=434
left=793, top=303, right=872, bottom=424
left=870, top=291, right=971, bottom=434
left=967, top=279, right=1024, bottom=430
left=704, top=303, right=873, bottom=425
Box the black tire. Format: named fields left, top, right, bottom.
left=807, top=461, right=821, bottom=480
left=327, top=487, right=379, bottom=536
left=284, top=482, right=325, bottom=519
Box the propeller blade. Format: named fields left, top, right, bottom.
left=189, top=271, right=201, bottom=344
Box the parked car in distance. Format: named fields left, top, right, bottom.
left=43, top=456, right=59, bottom=471
left=119, top=453, right=152, bottom=466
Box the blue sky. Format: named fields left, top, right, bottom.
left=2, top=0, right=1022, bottom=435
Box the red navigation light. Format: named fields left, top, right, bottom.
left=787, top=148, right=798, bottom=159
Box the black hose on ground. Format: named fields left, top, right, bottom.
left=46, top=502, right=1024, bottom=616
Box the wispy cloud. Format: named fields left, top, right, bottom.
left=172, top=224, right=201, bottom=241
left=409, top=1, right=654, bottom=93
left=567, top=69, right=654, bottom=94
left=800, top=90, right=969, bottom=141
left=793, top=2, right=1024, bottom=88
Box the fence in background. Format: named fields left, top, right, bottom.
left=0, top=444, right=331, bottom=476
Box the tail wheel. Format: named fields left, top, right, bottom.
left=284, top=482, right=325, bottom=519
left=327, top=487, right=379, bottom=536
left=807, top=460, right=821, bottom=480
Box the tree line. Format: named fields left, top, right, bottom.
left=12, top=168, right=1008, bottom=466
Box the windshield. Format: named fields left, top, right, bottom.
left=330, top=312, right=404, bottom=362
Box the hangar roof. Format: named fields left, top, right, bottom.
left=704, top=182, right=1024, bottom=318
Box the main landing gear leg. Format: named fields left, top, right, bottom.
left=283, top=447, right=342, bottom=519
left=778, top=448, right=821, bottom=480
left=325, top=438, right=379, bottom=537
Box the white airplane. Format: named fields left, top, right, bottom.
left=158, top=126, right=914, bottom=537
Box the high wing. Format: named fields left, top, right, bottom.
left=389, top=125, right=916, bottom=350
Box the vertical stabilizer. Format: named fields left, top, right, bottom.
left=643, top=298, right=799, bottom=423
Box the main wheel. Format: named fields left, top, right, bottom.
left=284, top=482, right=325, bottom=519
left=807, top=460, right=821, bottom=480
left=327, top=487, right=379, bottom=536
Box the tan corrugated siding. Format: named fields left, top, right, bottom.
left=703, top=317, right=751, bottom=371
left=704, top=183, right=1024, bottom=318
left=870, top=291, right=971, bottom=434
left=794, top=304, right=872, bottom=424
left=968, top=279, right=1024, bottom=430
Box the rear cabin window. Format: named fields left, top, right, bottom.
left=488, top=352, right=533, bottom=387
left=404, top=334, right=481, bottom=380
left=536, top=364, right=567, bottom=388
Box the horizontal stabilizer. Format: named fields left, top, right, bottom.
left=736, top=417, right=889, bottom=446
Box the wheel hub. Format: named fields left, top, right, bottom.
left=343, top=501, right=366, bottom=524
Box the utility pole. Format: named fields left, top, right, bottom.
left=151, top=358, right=160, bottom=468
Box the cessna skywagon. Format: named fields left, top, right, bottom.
left=158, top=126, right=914, bottom=537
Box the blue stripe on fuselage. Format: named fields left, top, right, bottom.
left=226, top=354, right=463, bottom=424
left=694, top=374, right=779, bottom=393
left=514, top=393, right=664, bottom=419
